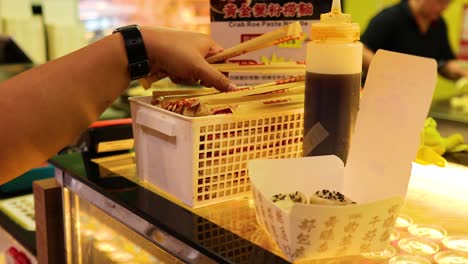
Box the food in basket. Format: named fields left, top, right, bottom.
left=212, top=61, right=306, bottom=75
left=151, top=88, right=219, bottom=105
left=271, top=191, right=308, bottom=211
left=309, top=189, right=356, bottom=205
left=197, top=93, right=304, bottom=116
left=153, top=75, right=305, bottom=116
left=205, top=21, right=303, bottom=63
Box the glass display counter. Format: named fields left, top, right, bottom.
left=429, top=99, right=468, bottom=166
left=50, top=152, right=468, bottom=263
left=63, top=190, right=183, bottom=263
left=52, top=153, right=288, bottom=263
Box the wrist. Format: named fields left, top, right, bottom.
left=113, top=25, right=151, bottom=80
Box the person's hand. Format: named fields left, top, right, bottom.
left=139, top=27, right=236, bottom=92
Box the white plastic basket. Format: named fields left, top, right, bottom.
left=130, top=96, right=304, bottom=207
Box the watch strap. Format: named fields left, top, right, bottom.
left=113, top=25, right=150, bottom=80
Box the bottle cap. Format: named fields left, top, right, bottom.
left=311, top=0, right=360, bottom=42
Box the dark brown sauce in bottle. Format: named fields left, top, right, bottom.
left=303, top=72, right=360, bottom=163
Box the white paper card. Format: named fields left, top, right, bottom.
left=344, top=50, right=437, bottom=203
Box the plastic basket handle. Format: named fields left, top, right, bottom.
left=136, top=108, right=176, bottom=137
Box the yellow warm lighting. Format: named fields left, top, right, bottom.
left=180, top=8, right=194, bottom=22
left=94, top=242, right=117, bottom=253
left=395, top=214, right=413, bottom=229
left=94, top=230, right=115, bottom=241
left=410, top=162, right=468, bottom=203
left=248, top=198, right=255, bottom=208
left=95, top=1, right=108, bottom=10
left=108, top=251, right=134, bottom=262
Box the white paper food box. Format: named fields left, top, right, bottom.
left=248, top=50, right=438, bottom=261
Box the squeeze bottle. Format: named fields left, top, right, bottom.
left=303, top=0, right=362, bottom=164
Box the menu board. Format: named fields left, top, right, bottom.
left=210, top=0, right=336, bottom=85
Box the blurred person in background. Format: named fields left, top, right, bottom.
left=361, top=0, right=468, bottom=81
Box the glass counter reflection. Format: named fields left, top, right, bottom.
left=52, top=152, right=468, bottom=263
left=89, top=153, right=371, bottom=263
left=63, top=187, right=183, bottom=264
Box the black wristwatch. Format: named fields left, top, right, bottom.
left=113, top=25, right=151, bottom=80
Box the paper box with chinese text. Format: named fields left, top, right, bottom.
left=249, top=50, right=438, bottom=261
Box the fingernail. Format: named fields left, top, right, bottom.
left=227, top=83, right=237, bottom=91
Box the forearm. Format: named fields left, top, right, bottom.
left=0, top=25, right=233, bottom=183
left=0, top=33, right=129, bottom=183
left=439, top=60, right=468, bottom=81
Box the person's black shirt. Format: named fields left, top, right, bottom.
left=361, top=1, right=455, bottom=70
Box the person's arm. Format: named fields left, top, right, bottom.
left=439, top=60, right=468, bottom=80
left=436, top=18, right=463, bottom=81
left=0, top=27, right=234, bottom=184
